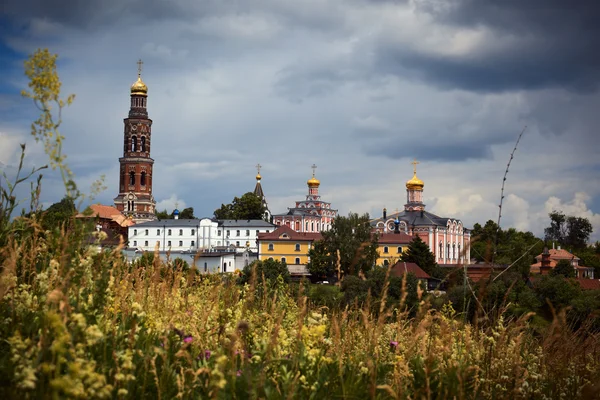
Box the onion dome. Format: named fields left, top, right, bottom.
left=131, top=75, right=148, bottom=96
left=406, top=172, right=424, bottom=190
left=307, top=174, right=320, bottom=187
left=256, top=173, right=262, bottom=181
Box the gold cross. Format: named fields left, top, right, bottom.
left=256, top=163, right=262, bottom=174
left=137, top=59, right=144, bottom=77
left=411, top=158, right=419, bottom=175
left=311, top=164, right=317, bottom=176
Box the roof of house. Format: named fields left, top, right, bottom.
left=76, top=204, right=135, bottom=227
left=377, top=232, right=413, bottom=244
left=257, top=225, right=322, bottom=241
left=371, top=209, right=465, bottom=229
left=390, top=261, right=431, bottom=279
left=219, top=219, right=275, bottom=228
left=534, top=248, right=580, bottom=262
left=133, top=219, right=200, bottom=228
left=575, top=278, right=600, bottom=291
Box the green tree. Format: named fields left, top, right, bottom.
left=179, top=207, right=195, bottom=219
left=156, top=209, right=170, bottom=219
left=545, top=210, right=593, bottom=250
left=41, top=196, right=76, bottom=231
left=550, top=259, right=576, bottom=278
left=307, top=213, right=378, bottom=279
left=401, top=236, right=443, bottom=279
left=214, top=192, right=266, bottom=221
left=239, top=258, right=290, bottom=285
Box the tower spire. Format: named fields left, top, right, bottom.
left=137, top=59, right=144, bottom=77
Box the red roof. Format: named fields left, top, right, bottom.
left=257, top=225, right=323, bottom=241
left=377, top=233, right=413, bottom=244
left=575, top=278, right=600, bottom=291
left=534, top=248, right=579, bottom=262
left=76, top=204, right=135, bottom=227
left=390, top=261, right=430, bottom=279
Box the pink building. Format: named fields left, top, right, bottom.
left=272, top=165, right=338, bottom=233
left=371, top=161, right=471, bottom=265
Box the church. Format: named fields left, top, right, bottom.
left=272, top=165, right=338, bottom=233
left=113, top=60, right=157, bottom=222
left=370, top=161, right=471, bottom=265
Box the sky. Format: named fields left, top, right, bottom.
left=1, top=0, right=599, bottom=242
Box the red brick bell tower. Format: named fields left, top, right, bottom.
left=113, top=60, right=156, bottom=222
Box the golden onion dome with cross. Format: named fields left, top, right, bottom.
left=307, top=164, right=320, bottom=187
left=406, top=159, right=424, bottom=190
left=130, top=59, right=148, bottom=96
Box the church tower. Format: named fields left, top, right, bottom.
left=404, top=159, right=425, bottom=212
left=253, top=163, right=271, bottom=222
left=113, top=60, right=156, bottom=222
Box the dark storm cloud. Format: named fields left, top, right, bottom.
left=385, top=0, right=600, bottom=93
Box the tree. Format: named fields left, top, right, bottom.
left=545, top=210, right=593, bottom=250
left=550, top=259, right=576, bottom=278
left=239, top=258, right=290, bottom=285
left=400, top=236, right=443, bottom=279
left=155, top=207, right=195, bottom=220
left=41, top=196, right=76, bottom=231
left=307, top=213, right=378, bottom=279
left=214, top=192, right=266, bottom=221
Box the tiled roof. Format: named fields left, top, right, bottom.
left=377, top=233, right=413, bottom=244
left=77, top=204, right=135, bottom=227
left=575, top=278, right=600, bottom=291
left=134, top=219, right=199, bottom=227
left=534, top=248, right=579, bottom=262
left=371, top=210, right=466, bottom=229
left=390, top=261, right=430, bottom=279
left=257, top=225, right=322, bottom=241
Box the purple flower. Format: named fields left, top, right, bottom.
left=183, top=335, right=193, bottom=343
left=204, top=350, right=211, bottom=360
left=236, top=370, right=242, bottom=377
left=390, top=341, right=398, bottom=350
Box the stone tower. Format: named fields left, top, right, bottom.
left=113, top=60, right=156, bottom=222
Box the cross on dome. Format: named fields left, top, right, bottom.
left=137, top=59, right=144, bottom=77
left=255, top=163, right=262, bottom=180
left=411, top=158, right=419, bottom=175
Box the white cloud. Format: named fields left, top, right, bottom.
left=156, top=194, right=187, bottom=212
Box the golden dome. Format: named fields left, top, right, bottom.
left=406, top=172, right=424, bottom=190
left=256, top=173, right=262, bottom=181
left=307, top=175, right=320, bottom=187
left=131, top=75, right=148, bottom=96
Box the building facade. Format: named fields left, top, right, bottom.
left=370, top=160, right=471, bottom=265
left=114, top=60, right=156, bottom=222
left=257, top=225, right=322, bottom=276
left=376, top=233, right=413, bottom=266
left=272, top=165, right=338, bottom=233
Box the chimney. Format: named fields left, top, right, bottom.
left=557, top=245, right=561, bottom=250
left=383, top=207, right=387, bottom=220
left=540, top=246, right=552, bottom=275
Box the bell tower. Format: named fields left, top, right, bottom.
left=113, top=60, right=156, bottom=222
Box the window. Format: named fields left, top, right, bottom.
left=447, top=244, right=450, bottom=258
left=384, top=260, right=389, bottom=266
left=236, top=241, right=240, bottom=247
left=246, top=230, right=250, bottom=236
left=133, top=240, right=137, bottom=246
left=256, top=230, right=259, bottom=235
left=129, top=171, right=135, bottom=186
left=295, top=258, right=300, bottom=265
left=157, top=229, right=160, bottom=235
left=383, top=246, right=389, bottom=254
left=191, top=229, right=195, bottom=235
left=141, top=172, right=146, bottom=186
left=179, top=241, right=183, bottom=246
left=266, top=230, right=269, bottom=233
left=295, top=243, right=301, bottom=251
left=141, top=136, right=146, bottom=152
left=281, top=257, right=286, bottom=263
left=131, top=135, right=137, bottom=152
left=134, top=229, right=137, bottom=235
left=268, top=243, right=274, bottom=251
left=236, top=230, right=240, bottom=237
left=191, top=240, right=195, bottom=247
left=226, top=230, right=230, bottom=236
left=397, top=246, right=403, bottom=253
left=145, top=229, right=149, bottom=236
left=168, top=229, right=172, bottom=236
left=167, top=241, right=171, bottom=247
left=179, top=229, right=183, bottom=236
left=218, top=230, right=221, bottom=236
left=144, top=241, right=148, bottom=246
left=268, top=257, right=274, bottom=261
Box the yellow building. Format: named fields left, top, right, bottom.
left=257, top=225, right=322, bottom=276
left=376, top=233, right=413, bottom=266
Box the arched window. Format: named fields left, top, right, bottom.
left=140, top=171, right=146, bottom=186
left=295, top=258, right=300, bottom=265
left=439, top=242, right=443, bottom=257
left=295, top=243, right=301, bottom=251
left=168, top=229, right=172, bottom=236
left=141, top=136, right=146, bottom=152
left=397, top=246, right=403, bottom=253
left=281, top=257, right=286, bottom=264
left=384, top=259, right=389, bottom=266
left=458, top=244, right=461, bottom=260
left=131, top=136, right=137, bottom=152
left=129, top=171, right=135, bottom=186
left=452, top=244, right=456, bottom=259
left=383, top=246, right=389, bottom=254
left=447, top=244, right=450, bottom=258
left=268, top=243, right=274, bottom=251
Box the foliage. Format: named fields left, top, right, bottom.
left=545, top=210, right=593, bottom=250
left=214, top=192, right=266, bottom=221
left=400, top=236, right=443, bottom=279
left=239, top=258, right=290, bottom=286
left=307, top=213, right=378, bottom=279
left=550, top=259, right=576, bottom=278
left=40, top=196, right=76, bottom=231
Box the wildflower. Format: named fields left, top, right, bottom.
left=183, top=335, right=193, bottom=344
left=390, top=341, right=398, bottom=350
left=237, top=370, right=242, bottom=377
left=205, top=350, right=211, bottom=360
